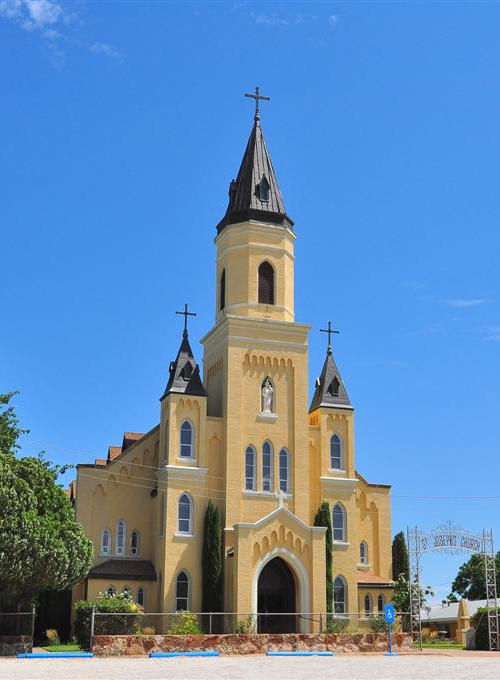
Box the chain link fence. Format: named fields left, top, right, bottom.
left=0, top=610, right=35, bottom=656
left=0, top=611, right=35, bottom=637
left=91, top=610, right=412, bottom=638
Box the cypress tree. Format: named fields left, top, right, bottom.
left=202, top=500, right=222, bottom=613
left=314, top=501, right=333, bottom=615
left=392, top=531, right=409, bottom=581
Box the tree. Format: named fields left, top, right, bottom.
left=202, top=500, right=222, bottom=613
left=448, top=552, right=500, bottom=601
left=314, top=501, right=333, bottom=616
left=392, top=531, right=409, bottom=581
left=0, top=392, right=93, bottom=610
left=0, top=391, right=27, bottom=455
left=469, top=607, right=500, bottom=650
left=392, top=574, right=434, bottom=631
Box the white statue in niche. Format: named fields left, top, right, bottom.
left=261, top=378, right=274, bottom=413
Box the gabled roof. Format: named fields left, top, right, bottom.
left=309, top=346, right=352, bottom=412
left=107, top=445, right=122, bottom=461
left=89, top=559, right=157, bottom=581
left=233, top=504, right=326, bottom=534
left=160, top=330, right=207, bottom=400
left=122, top=433, right=144, bottom=451
left=216, top=115, right=293, bottom=233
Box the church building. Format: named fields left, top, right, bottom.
left=71, top=92, right=393, bottom=631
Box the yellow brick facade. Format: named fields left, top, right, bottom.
left=72, top=114, right=393, bottom=631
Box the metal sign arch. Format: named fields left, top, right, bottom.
left=407, top=522, right=499, bottom=651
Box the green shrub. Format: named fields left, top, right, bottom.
left=167, top=611, right=201, bottom=635
left=326, top=616, right=349, bottom=633
left=368, top=616, right=388, bottom=633
left=141, top=626, right=155, bottom=636
left=45, top=629, right=60, bottom=645
left=235, top=615, right=256, bottom=634
left=470, top=607, right=500, bottom=650
left=74, top=592, right=143, bottom=650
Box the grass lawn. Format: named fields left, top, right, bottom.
left=42, top=644, right=82, bottom=652
left=421, top=641, right=464, bottom=649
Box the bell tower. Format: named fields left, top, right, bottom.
left=201, top=89, right=311, bottom=528
left=214, top=88, right=295, bottom=324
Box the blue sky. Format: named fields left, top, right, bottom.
left=1, top=1, right=499, bottom=602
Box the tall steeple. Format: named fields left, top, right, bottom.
left=216, top=87, right=293, bottom=234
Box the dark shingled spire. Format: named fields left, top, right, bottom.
left=160, top=330, right=207, bottom=400
left=309, top=346, right=352, bottom=412
left=216, top=115, right=293, bottom=234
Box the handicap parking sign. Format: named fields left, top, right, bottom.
left=384, top=604, right=395, bottom=623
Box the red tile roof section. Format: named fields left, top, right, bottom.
left=357, top=571, right=394, bottom=585
left=107, top=446, right=122, bottom=461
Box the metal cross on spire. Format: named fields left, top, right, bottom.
left=320, top=321, right=340, bottom=354
left=176, top=303, right=196, bottom=336
left=244, top=86, right=270, bottom=121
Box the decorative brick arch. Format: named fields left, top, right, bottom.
left=252, top=546, right=310, bottom=632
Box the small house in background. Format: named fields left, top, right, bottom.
left=421, top=599, right=490, bottom=646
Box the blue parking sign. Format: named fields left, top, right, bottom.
left=384, top=604, right=395, bottom=623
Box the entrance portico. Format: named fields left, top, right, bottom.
left=225, top=505, right=327, bottom=633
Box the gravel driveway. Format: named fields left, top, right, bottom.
left=2, top=654, right=500, bottom=680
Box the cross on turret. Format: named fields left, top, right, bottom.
left=320, top=321, right=339, bottom=354
left=176, top=303, right=196, bottom=336
left=244, top=86, right=270, bottom=121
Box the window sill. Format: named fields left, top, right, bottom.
left=328, top=468, right=347, bottom=475
left=242, top=490, right=277, bottom=498
left=174, top=532, right=195, bottom=539
left=256, top=413, right=278, bottom=423
left=357, top=563, right=371, bottom=570
left=177, top=457, right=197, bottom=465
left=333, top=541, right=349, bottom=547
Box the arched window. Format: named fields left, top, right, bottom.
left=137, top=587, right=145, bottom=607
left=116, top=519, right=126, bottom=555
left=180, top=420, right=194, bottom=458
left=332, top=503, right=346, bottom=542
left=176, top=571, right=190, bottom=611
left=262, top=441, right=273, bottom=492
left=101, top=528, right=111, bottom=555
left=220, top=269, right=226, bottom=311
left=377, top=594, right=384, bottom=613
left=106, top=585, right=116, bottom=597
left=279, top=449, right=290, bottom=493
left=360, top=541, right=368, bottom=565
left=364, top=593, right=372, bottom=616
left=131, top=530, right=140, bottom=556
left=258, top=261, right=274, bottom=305
left=333, top=576, right=347, bottom=614
left=330, top=434, right=343, bottom=469
left=256, top=175, right=270, bottom=202
left=245, top=446, right=256, bottom=491
left=329, top=376, right=340, bottom=397
left=122, top=585, right=130, bottom=598
left=178, top=493, right=193, bottom=534
left=159, top=494, right=165, bottom=536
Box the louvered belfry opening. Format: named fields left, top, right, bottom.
left=258, top=261, right=274, bottom=305
left=220, top=269, right=226, bottom=310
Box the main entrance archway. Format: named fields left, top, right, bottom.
left=257, top=557, right=296, bottom=632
